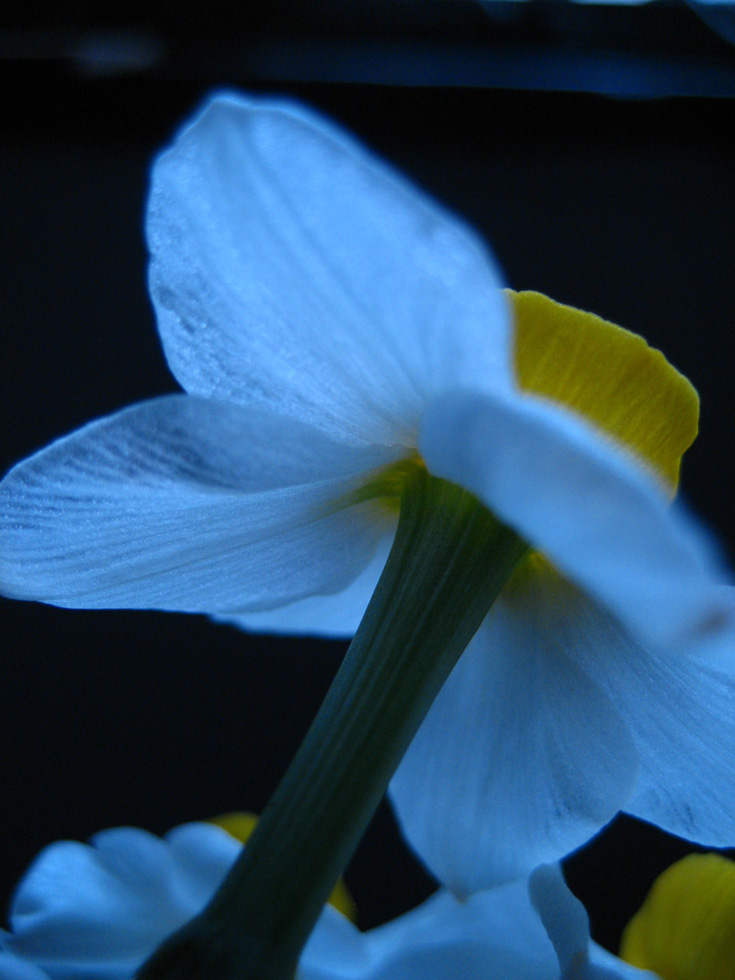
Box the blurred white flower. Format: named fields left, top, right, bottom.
left=0, top=821, right=656, bottom=980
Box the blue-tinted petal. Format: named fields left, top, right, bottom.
left=390, top=567, right=639, bottom=895
left=0, top=395, right=401, bottom=611
left=4, top=824, right=239, bottom=980
left=561, top=587, right=735, bottom=847
left=148, top=92, right=512, bottom=448
left=420, top=388, right=733, bottom=658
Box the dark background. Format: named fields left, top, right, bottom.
left=1, top=0, right=734, bottom=958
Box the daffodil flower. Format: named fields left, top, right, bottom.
left=0, top=820, right=657, bottom=980
left=1, top=93, right=733, bottom=902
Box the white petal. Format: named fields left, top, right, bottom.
left=300, top=905, right=372, bottom=980
left=587, top=944, right=661, bottom=980
left=529, top=864, right=590, bottom=977
left=218, top=531, right=394, bottom=637
left=3, top=824, right=239, bottom=979
left=529, top=865, right=657, bottom=980
left=303, top=882, right=557, bottom=980
left=147, top=92, right=511, bottom=448
left=0, top=950, right=51, bottom=980
left=560, top=587, right=735, bottom=847
left=389, top=573, right=639, bottom=895
left=0, top=395, right=401, bottom=611
left=162, top=823, right=246, bottom=904
left=420, top=388, right=733, bottom=657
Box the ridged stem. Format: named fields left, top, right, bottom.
left=137, top=466, right=529, bottom=980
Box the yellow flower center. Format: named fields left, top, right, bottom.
left=510, top=290, right=699, bottom=497
left=209, top=812, right=357, bottom=922
left=620, top=853, right=735, bottom=980
left=350, top=291, right=699, bottom=521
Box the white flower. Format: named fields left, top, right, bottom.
left=0, top=821, right=656, bottom=980
left=1, top=93, right=733, bottom=889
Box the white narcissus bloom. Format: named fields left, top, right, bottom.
left=0, top=821, right=657, bottom=980
left=1, top=93, right=733, bottom=891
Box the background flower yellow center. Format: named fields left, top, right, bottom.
left=620, top=853, right=735, bottom=980
left=210, top=812, right=357, bottom=922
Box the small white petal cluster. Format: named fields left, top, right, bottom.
left=0, top=822, right=657, bottom=980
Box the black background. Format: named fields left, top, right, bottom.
left=1, top=0, right=734, bottom=959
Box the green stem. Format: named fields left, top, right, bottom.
left=136, top=465, right=529, bottom=980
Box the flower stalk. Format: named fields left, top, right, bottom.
left=136, top=464, right=529, bottom=980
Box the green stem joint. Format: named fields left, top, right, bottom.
left=137, top=464, right=530, bottom=980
